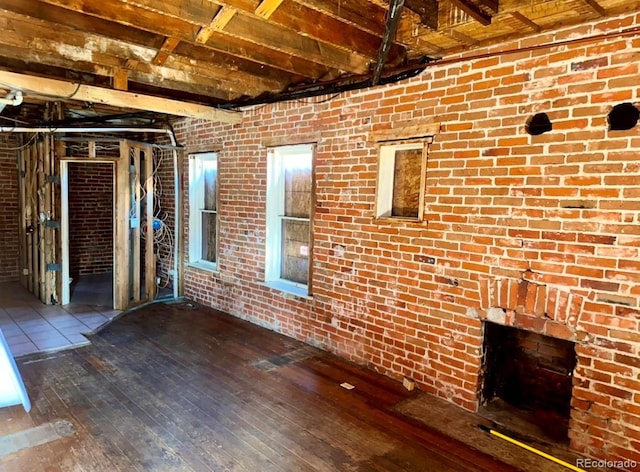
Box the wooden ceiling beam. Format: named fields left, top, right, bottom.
left=476, top=0, right=499, bottom=12
left=4, top=0, right=301, bottom=82
left=255, top=0, right=284, bottom=19
left=207, top=0, right=400, bottom=62
left=292, top=0, right=387, bottom=35
left=507, top=11, right=541, bottom=32
left=112, top=0, right=216, bottom=25
left=570, top=0, right=607, bottom=16
left=34, top=0, right=348, bottom=75
left=0, top=14, right=283, bottom=97
left=195, top=6, right=237, bottom=44
left=217, top=11, right=371, bottom=74
left=0, top=70, right=242, bottom=122
left=449, top=0, right=494, bottom=26
left=404, top=0, right=439, bottom=30
left=152, top=37, right=182, bottom=66
left=577, top=0, right=606, bottom=16
left=0, top=41, right=237, bottom=101
left=0, top=6, right=289, bottom=90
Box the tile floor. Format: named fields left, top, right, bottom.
left=0, top=281, right=121, bottom=357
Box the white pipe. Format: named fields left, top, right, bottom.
left=165, top=126, right=181, bottom=300
left=0, top=91, right=23, bottom=106
left=0, top=91, right=23, bottom=115
left=0, top=127, right=168, bottom=133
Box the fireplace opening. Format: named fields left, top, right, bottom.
left=480, top=322, right=577, bottom=443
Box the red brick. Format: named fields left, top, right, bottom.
left=170, top=12, right=640, bottom=466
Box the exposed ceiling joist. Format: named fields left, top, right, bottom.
left=577, top=0, right=607, bottom=16
left=254, top=0, right=285, bottom=19
left=449, top=0, right=495, bottom=26
left=0, top=0, right=636, bottom=123
left=152, top=37, right=182, bottom=65
left=404, top=0, right=439, bottom=29
left=195, top=6, right=237, bottom=43
left=477, top=0, right=499, bottom=12
left=507, top=11, right=541, bottom=33
left=0, top=71, right=241, bottom=123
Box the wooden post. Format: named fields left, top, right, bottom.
left=54, top=138, right=65, bottom=304
left=18, top=138, right=27, bottom=289
left=43, top=134, right=52, bottom=305
left=144, top=145, right=155, bottom=301
left=25, top=143, right=33, bottom=293
left=38, top=138, right=46, bottom=303
left=114, top=140, right=131, bottom=310
left=132, top=147, right=141, bottom=303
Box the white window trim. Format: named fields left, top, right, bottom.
left=188, top=152, right=218, bottom=272
left=265, top=143, right=314, bottom=296
left=375, top=141, right=428, bottom=221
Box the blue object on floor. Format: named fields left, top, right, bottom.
left=0, top=328, right=31, bottom=412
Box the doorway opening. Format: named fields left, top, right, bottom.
left=65, top=161, right=115, bottom=308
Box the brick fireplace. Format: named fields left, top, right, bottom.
left=481, top=321, right=577, bottom=442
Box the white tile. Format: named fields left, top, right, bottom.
left=5, top=333, right=31, bottom=345
left=48, top=317, right=86, bottom=329
left=8, top=341, right=39, bottom=357
left=62, top=334, right=90, bottom=345
left=33, top=338, right=72, bottom=352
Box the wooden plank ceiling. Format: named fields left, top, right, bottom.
left=0, top=0, right=638, bottom=123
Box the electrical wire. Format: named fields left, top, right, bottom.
left=0, top=132, right=39, bottom=151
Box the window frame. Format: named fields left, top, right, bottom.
left=188, top=152, right=219, bottom=272
left=375, top=140, right=428, bottom=221
left=265, top=143, right=315, bottom=297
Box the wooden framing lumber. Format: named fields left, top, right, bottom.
left=255, top=0, right=285, bottom=19
left=133, top=147, right=141, bottom=303
left=114, top=140, right=131, bottom=310
left=144, top=146, right=155, bottom=302
left=0, top=71, right=242, bottom=123
left=449, top=0, right=493, bottom=26
left=195, top=6, right=237, bottom=44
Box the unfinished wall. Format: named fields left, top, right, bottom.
left=0, top=134, right=18, bottom=282
left=68, top=162, right=113, bottom=277
left=153, top=144, right=178, bottom=292
left=174, top=11, right=640, bottom=467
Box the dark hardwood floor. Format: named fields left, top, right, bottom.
left=0, top=301, right=520, bottom=471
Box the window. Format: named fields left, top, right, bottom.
left=265, top=144, right=314, bottom=296
left=188, top=152, right=218, bottom=270
left=375, top=141, right=428, bottom=220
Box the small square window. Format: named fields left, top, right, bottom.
left=375, top=142, right=427, bottom=220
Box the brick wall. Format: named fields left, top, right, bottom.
left=173, top=11, right=640, bottom=467
left=0, top=134, right=18, bottom=282
left=68, top=162, right=113, bottom=276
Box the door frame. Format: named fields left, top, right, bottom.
left=60, top=159, right=117, bottom=307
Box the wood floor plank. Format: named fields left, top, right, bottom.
left=0, top=301, right=522, bottom=471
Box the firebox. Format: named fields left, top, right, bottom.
left=480, top=322, right=577, bottom=442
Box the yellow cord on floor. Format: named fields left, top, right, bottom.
left=481, top=426, right=586, bottom=472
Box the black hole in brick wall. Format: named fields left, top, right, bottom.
left=480, top=322, right=577, bottom=443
